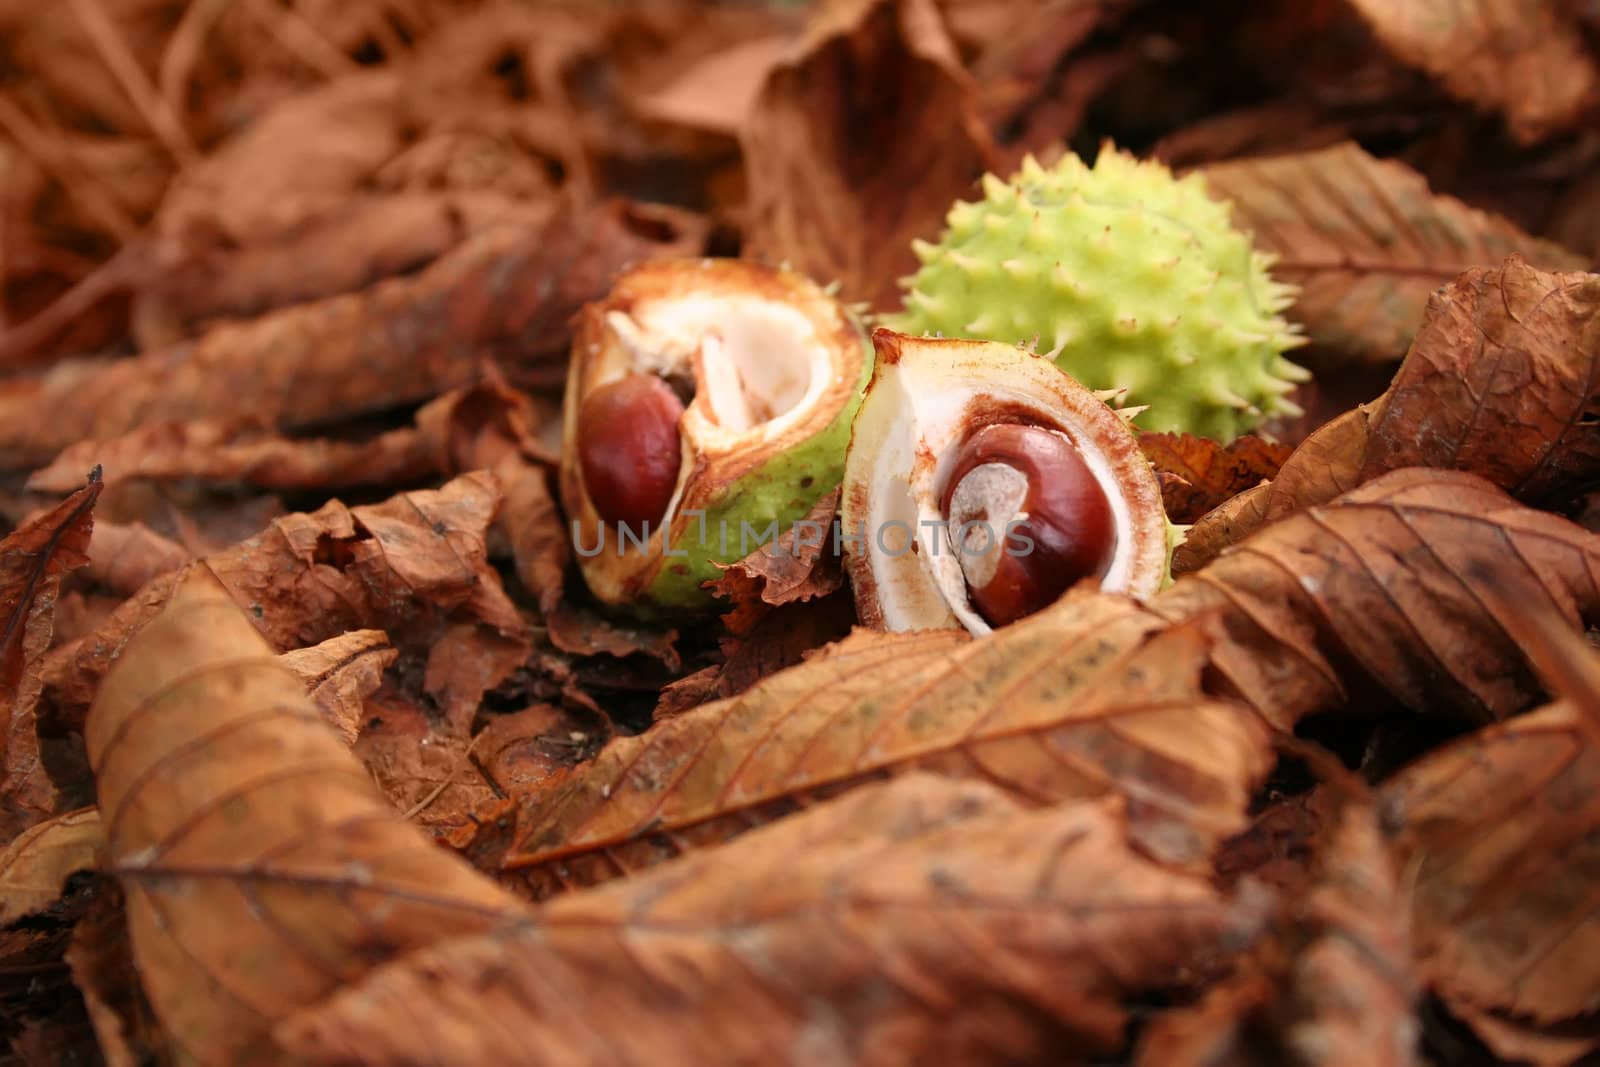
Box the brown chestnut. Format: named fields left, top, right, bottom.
left=577, top=372, right=685, bottom=529
left=939, top=423, right=1115, bottom=627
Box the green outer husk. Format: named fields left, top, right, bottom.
left=642, top=325, right=874, bottom=610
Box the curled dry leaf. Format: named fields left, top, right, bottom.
left=1, top=472, right=100, bottom=841
left=27, top=418, right=436, bottom=494
left=1138, top=778, right=1417, bottom=1067
left=80, top=520, right=187, bottom=597
left=1180, top=257, right=1600, bottom=572
left=1138, top=432, right=1293, bottom=526
left=741, top=0, right=996, bottom=310
left=1344, top=0, right=1598, bottom=143
left=43, top=471, right=524, bottom=741
left=1378, top=599, right=1600, bottom=1058
left=279, top=630, right=397, bottom=747
left=459, top=598, right=1272, bottom=900
left=0, top=807, right=101, bottom=925
left=86, top=571, right=530, bottom=1065
left=709, top=488, right=844, bottom=635
left=1155, top=468, right=1600, bottom=731
left=0, top=200, right=704, bottom=469
left=282, top=776, right=1267, bottom=1066
left=1198, top=144, right=1587, bottom=363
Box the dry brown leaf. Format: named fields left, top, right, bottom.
left=352, top=683, right=505, bottom=837
left=1138, top=778, right=1417, bottom=1067
left=87, top=570, right=531, bottom=1065
left=1, top=472, right=100, bottom=842
left=1378, top=598, right=1600, bottom=1054
left=459, top=599, right=1271, bottom=900
left=1179, top=257, right=1600, bottom=572
left=741, top=0, right=996, bottom=310
left=1345, top=0, right=1598, bottom=143
left=0, top=201, right=704, bottom=469
left=42, top=471, right=525, bottom=742
left=65, top=882, right=165, bottom=1067
left=1199, top=144, right=1587, bottom=363
left=282, top=776, right=1267, bottom=1066
left=1156, top=468, right=1600, bottom=731
left=472, top=704, right=612, bottom=798
left=27, top=418, right=437, bottom=494
left=0, top=807, right=101, bottom=925
left=280, top=630, right=397, bottom=747
left=709, top=488, right=844, bottom=634
left=79, top=520, right=187, bottom=596
left=1138, top=433, right=1293, bottom=526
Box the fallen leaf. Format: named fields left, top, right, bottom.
left=460, top=601, right=1272, bottom=899
left=742, top=0, right=996, bottom=310
left=709, top=488, right=844, bottom=634
left=1138, top=773, right=1417, bottom=1067
left=1345, top=0, right=1598, bottom=143
left=1, top=471, right=100, bottom=842
left=65, top=883, right=168, bottom=1067
left=86, top=570, right=530, bottom=1065
left=42, top=471, right=524, bottom=741
left=1199, top=144, right=1587, bottom=362
left=472, top=704, right=612, bottom=798
left=1156, top=468, right=1600, bottom=730
left=27, top=418, right=437, bottom=494
left=1378, top=596, right=1600, bottom=1055
left=1138, top=433, right=1293, bottom=525
left=1179, top=257, right=1600, bottom=571
left=279, top=630, right=397, bottom=747
left=352, top=683, right=504, bottom=837
left=0, top=808, right=102, bottom=925
left=631, top=35, right=795, bottom=136
left=282, top=777, right=1268, bottom=1065
left=79, top=520, right=187, bottom=596
left=0, top=201, right=704, bottom=469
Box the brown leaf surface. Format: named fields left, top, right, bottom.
left=1345, top=0, right=1598, bottom=143
left=0, top=807, right=101, bottom=925
left=1199, top=144, right=1587, bottom=362
left=741, top=0, right=996, bottom=310
left=282, top=776, right=1267, bottom=1066
left=27, top=418, right=437, bottom=494
left=86, top=570, right=530, bottom=1065
left=1179, top=257, right=1600, bottom=572
left=1155, top=468, right=1600, bottom=731
left=42, top=471, right=524, bottom=740
left=279, top=630, right=396, bottom=747
left=1, top=473, right=100, bottom=842
left=0, top=201, right=703, bottom=468
left=1138, top=777, right=1417, bottom=1067
left=1378, top=600, right=1600, bottom=1044
left=1138, top=433, right=1293, bottom=526
left=80, top=520, right=187, bottom=596
left=709, top=488, right=844, bottom=634
left=461, top=599, right=1272, bottom=900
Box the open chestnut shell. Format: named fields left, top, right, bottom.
left=840, top=330, right=1171, bottom=635
left=560, top=259, right=872, bottom=613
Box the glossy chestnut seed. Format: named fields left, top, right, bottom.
left=577, top=372, right=685, bottom=530
left=939, top=423, right=1115, bottom=627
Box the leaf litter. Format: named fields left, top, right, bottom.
left=4, top=0, right=1600, bottom=1063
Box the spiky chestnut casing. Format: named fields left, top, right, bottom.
left=561, top=259, right=873, bottom=615
left=884, top=145, right=1309, bottom=442
left=842, top=330, right=1172, bottom=636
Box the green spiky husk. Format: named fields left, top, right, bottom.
left=885, top=146, right=1309, bottom=442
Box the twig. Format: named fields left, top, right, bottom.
left=0, top=93, right=138, bottom=241
left=0, top=242, right=142, bottom=367
left=66, top=0, right=199, bottom=166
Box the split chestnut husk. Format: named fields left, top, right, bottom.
left=841, top=330, right=1171, bottom=634
left=561, top=259, right=873, bottom=613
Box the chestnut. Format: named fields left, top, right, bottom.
left=939, top=423, right=1115, bottom=627
left=576, top=372, right=685, bottom=530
